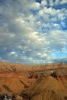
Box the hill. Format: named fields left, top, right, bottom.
left=22, top=76, right=67, bottom=100
left=0, top=62, right=67, bottom=77
left=0, top=71, right=34, bottom=94
left=0, top=62, right=67, bottom=100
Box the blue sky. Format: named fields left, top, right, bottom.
left=0, top=0, right=67, bottom=64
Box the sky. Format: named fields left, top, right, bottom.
left=0, top=0, right=67, bottom=64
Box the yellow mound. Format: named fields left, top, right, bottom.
left=0, top=72, right=33, bottom=94
left=22, top=76, right=67, bottom=100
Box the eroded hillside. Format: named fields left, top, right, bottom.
left=0, top=62, right=67, bottom=100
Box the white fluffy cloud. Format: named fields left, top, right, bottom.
left=0, top=0, right=67, bottom=64
left=41, top=0, right=64, bottom=6
left=60, top=0, right=67, bottom=4
left=41, top=0, right=47, bottom=6
left=30, top=2, right=40, bottom=10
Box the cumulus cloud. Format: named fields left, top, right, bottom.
left=30, top=2, right=40, bottom=10
left=60, top=0, right=67, bottom=4
left=40, top=0, right=64, bottom=7
left=41, top=0, right=47, bottom=6
left=0, top=0, right=67, bottom=64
